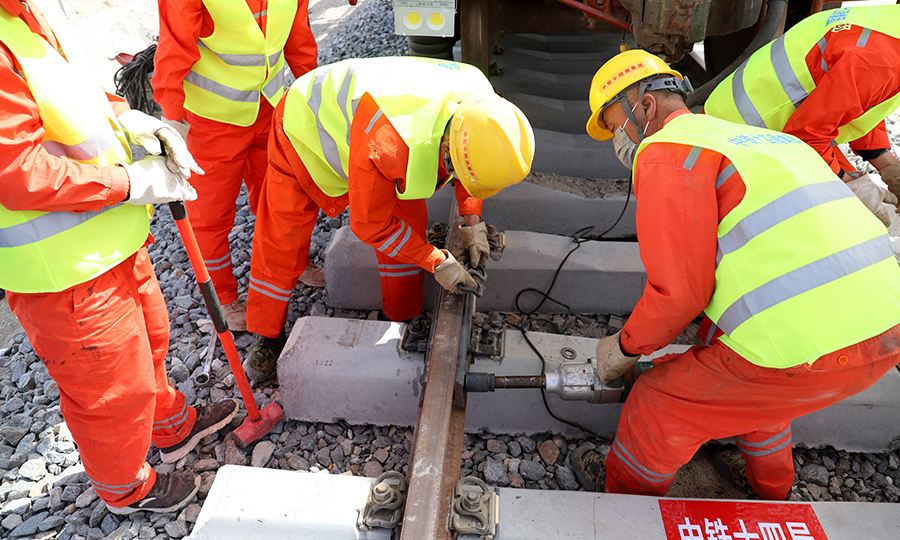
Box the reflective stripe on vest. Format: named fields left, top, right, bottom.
left=282, top=57, right=494, bottom=199
left=183, top=0, right=297, bottom=127
left=706, top=5, right=900, bottom=144
left=637, top=114, right=900, bottom=368
left=0, top=3, right=149, bottom=294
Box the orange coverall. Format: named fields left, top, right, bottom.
left=152, top=0, right=317, bottom=305
left=247, top=93, right=483, bottom=335
left=781, top=24, right=900, bottom=175
left=0, top=0, right=196, bottom=507
left=610, top=110, right=900, bottom=499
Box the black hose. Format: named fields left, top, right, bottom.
left=114, top=43, right=158, bottom=115
left=685, top=0, right=787, bottom=108
left=505, top=182, right=634, bottom=442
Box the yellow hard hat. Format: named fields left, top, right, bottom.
left=449, top=93, right=535, bottom=200
left=586, top=49, right=684, bottom=141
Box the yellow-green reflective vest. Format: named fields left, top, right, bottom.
left=0, top=4, right=149, bottom=294
left=282, top=57, right=494, bottom=200
left=705, top=5, right=900, bottom=145
left=183, top=0, right=297, bottom=127
left=637, top=114, right=900, bottom=368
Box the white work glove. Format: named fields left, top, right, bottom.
left=453, top=222, right=490, bottom=267
left=123, top=156, right=198, bottom=206
left=592, top=330, right=641, bottom=384
left=117, top=110, right=204, bottom=180
left=161, top=116, right=191, bottom=141
left=845, top=172, right=892, bottom=228
left=433, top=250, right=478, bottom=294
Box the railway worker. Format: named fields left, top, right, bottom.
left=244, top=56, right=534, bottom=382
left=704, top=4, right=900, bottom=228
left=0, top=0, right=238, bottom=515
left=574, top=49, right=900, bottom=500
left=151, top=0, right=319, bottom=332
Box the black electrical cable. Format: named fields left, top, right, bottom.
left=514, top=180, right=633, bottom=315
left=512, top=318, right=610, bottom=442
left=114, top=43, right=158, bottom=115
left=508, top=181, right=634, bottom=442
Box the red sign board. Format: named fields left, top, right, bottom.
left=658, top=500, right=828, bottom=540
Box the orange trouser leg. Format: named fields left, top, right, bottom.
left=247, top=166, right=323, bottom=338
left=606, top=338, right=900, bottom=498
left=184, top=102, right=274, bottom=305
left=377, top=199, right=427, bottom=322
left=7, top=249, right=196, bottom=506
left=736, top=423, right=795, bottom=500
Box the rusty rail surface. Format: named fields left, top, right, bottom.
left=399, top=204, right=470, bottom=540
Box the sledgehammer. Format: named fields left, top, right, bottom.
left=168, top=201, right=284, bottom=447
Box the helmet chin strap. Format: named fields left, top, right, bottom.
left=609, top=76, right=691, bottom=142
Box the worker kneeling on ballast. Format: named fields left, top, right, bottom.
left=574, top=49, right=900, bottom=499
left=245, top=56, right=534, bottom=382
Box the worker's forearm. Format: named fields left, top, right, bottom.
left=462, top=214, right=480, bottom=226
left=871, top=151, right=900, bottom=171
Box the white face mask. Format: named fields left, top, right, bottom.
left=613, top=125, right=637, bottom=170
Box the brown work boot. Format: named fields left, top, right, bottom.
left=298, top=264, right=325, bottom=287
left=569, top=444, right=606, bottom=492
left=107, top=471, right=200, bottom=515
left=222, top=300, right=247, bottom=332
left=244, top=330, right=287, bottom=384
left=709, top=444, right=757, bottom=499
left=158, top=399, right=238, bottom=464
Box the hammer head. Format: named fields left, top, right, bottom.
left=232, top=402, right=285, bottom=448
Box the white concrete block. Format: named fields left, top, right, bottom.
left=278, top=318, right=900, bottom=452
left=278, top=317, right=424, bottom=426
left=324, top=228, right=646, bottom=314
left=189, top=465, right=900, bottom=540
left=188, top=465, right=389, bottom=540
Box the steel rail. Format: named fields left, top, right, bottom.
left=400, top=203, right=471, bottom=540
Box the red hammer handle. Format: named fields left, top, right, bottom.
left=168, top=201, right=261, bottom=421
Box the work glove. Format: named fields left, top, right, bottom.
left=845, top=172, right=892, bottom=228
left=123, top=156, right=198, bottom=206
left=592, top=330, right=641, bottom=384
left=452, top=222, right=490, bottom=267
left=433, top=250, right=478, bottom=294
left=161, top=116, right=191, bottom=141
left=880, top=163, right=900, bottom=204
left=117, top=110, right=204, bottom=180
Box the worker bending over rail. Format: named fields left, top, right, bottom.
left=705, top=4, right=900, bottom=227
left=0, top=0, right=237, bottom=514
left=576, top=49, right=900, bottom=500
left=245, top=56, right=534, bottom=382
left=152, top=0, right=319, bottom=331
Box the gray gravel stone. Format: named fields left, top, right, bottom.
left=483, top=458, right=509, bottom=486
left=519, top=460, right=547, bottom=482
left=251, top=441, right=276, bottom=468
left=18, top=458, right=47, bottom=481
left=10, top=511, right=47, bottom=537
left=555, top=465, right=580, bottom=491
left=516, top=436, right=537, bottom=454
left=800, top=464, right=830, bottom=487
left=2, top=513, right=23, bottom=530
